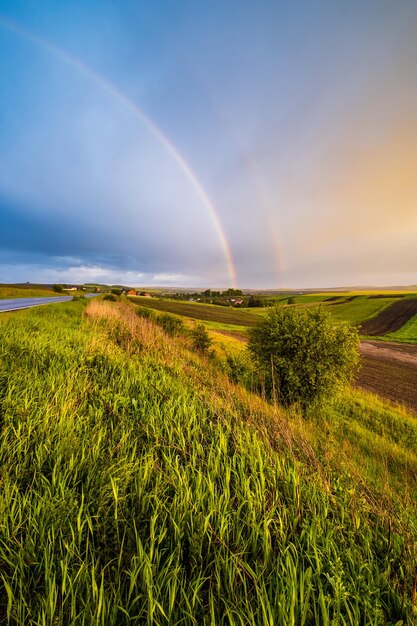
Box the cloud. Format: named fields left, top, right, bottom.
left=1, top=1, right=417, bottom=288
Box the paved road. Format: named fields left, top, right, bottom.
left=0, top=293, right=99, bottom=312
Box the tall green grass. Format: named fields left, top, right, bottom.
left=0, top=301, right=415, bottom=624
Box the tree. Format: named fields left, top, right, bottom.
left=247, top=295, right=263, bottom=307
left=53, top=284, right=63, bottom=293
left=222, top=288, right=243, bottom=297
left=248, top=306, right=360, bottom=410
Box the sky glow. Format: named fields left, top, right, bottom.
left=0, top=1, right=416, bottom=288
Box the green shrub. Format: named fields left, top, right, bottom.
left=157, top=313, right=186, bottom=337
left=287, top=297, right=296, bottom=305
left=111, top=288, right=123, bottom=296
left=247, top=295, right=263, bottom=307
left=135, top=306, right=156, bottom=321
left=103, top=294, right=118, bottom=302
left=190, top=323, right=213, bottom=354
left=248, top=306, right=360, bottom=410
left=224, top=352, right=252, bottom=384
left=53, top=283, right=63, bottom=293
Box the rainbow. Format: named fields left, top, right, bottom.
left=0, top=15, right=238, bottom=287
left=192, top=77, right=283, bottom=285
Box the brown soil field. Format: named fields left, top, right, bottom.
left=129, top=297, right=259, bottom=326
left=357, top=341, right=417, bottom=413
left=359, top=298, right=417, bottom=335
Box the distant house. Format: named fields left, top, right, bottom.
left=63, top=286, right=77, bottom=291
left=127, top=289, right=137, bottom=296
left=234, top=299, right=244, bottom=306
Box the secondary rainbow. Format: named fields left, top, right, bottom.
left=0, top=16, right=238, bottom=288
left=196, top=79, right=283, bottom=285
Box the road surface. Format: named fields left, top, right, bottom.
left=0, top=293, right=99, bottom=313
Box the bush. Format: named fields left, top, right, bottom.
left=72, top=295, right=86, bottom=302
left=287, top=297, right=296, bottom=305
left=247, top=295, right=263, bottom=307
left=224, top=352, right=252, bottom=385
left=103, top=294, right=118, bottom=302
left=111, top=288, right=123, bottom=296
left=53, top=284, right=63, bottom=293
left=248, top=306, right=360, bottom=410
left=135, top=307, right=156, bottom=321
left=157, top=314, right=186, bottom=337
left=190, top=323, right=213, bottom=354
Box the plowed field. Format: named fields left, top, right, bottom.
left=129, top=296, right=259, bottom=326
left=359, top=298, right=417, bottom=336
left=357, top=341, right=417, bottom=412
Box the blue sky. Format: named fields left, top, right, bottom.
left=1, top=0, right=416, bottom=288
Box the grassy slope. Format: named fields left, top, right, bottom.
left=0, top=286, right=59, bottom=299
left=0, top=301, right=416, bottom=624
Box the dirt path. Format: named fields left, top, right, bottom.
left=360, top=340, right=417, bottom=366
left=357, top=341, right=417, bottom=413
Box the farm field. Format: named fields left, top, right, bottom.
left=326, top=296, right=398, bottom=326
left=129, top=290, right=417, bottom=410
left=131, top=292, right=416, bottom=330
left=139, top=292, right=417, bottom=412
left=251, top=295, right=403, bottom=326
left=359, top=298, right=417, bottom=336
left=382, top=312, right=417, bottom=344
left=129, top=295, right=259, bottom=326
left=0, top=299, right=416, bottom=623
left=358, top=342, right=417, bottom=413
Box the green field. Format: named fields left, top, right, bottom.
left=325, top=296, right=398, bottom=325
left=266, top=294, right=344, bottom=305
left=0, top=300, right=416, bottom=623
left=271, top=294, right=401, bottom=327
